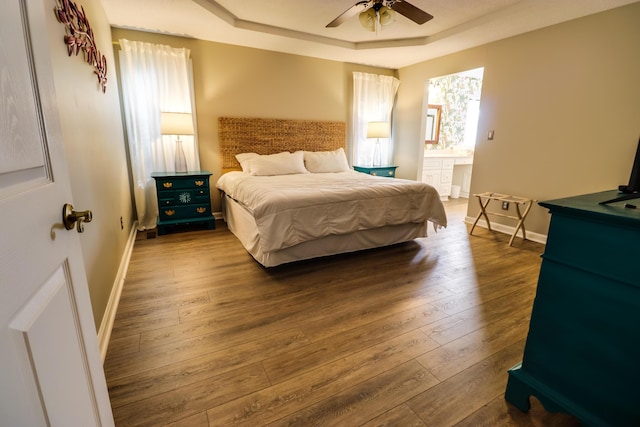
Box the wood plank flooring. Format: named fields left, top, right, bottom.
left=104, top=200, right=581, bottom=426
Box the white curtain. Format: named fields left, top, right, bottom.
left=118, top=39, right=200, bottom=230
left=352, top=72, right=400, bottom=166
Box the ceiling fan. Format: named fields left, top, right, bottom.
left=326, top=0, right=433, bottom=29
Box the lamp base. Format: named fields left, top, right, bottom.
left=175, top=139, right=187, bottom=173
left=372, top=139, right=382, bottom=166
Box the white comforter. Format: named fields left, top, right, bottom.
left=217, top=171, right=447, bottom=252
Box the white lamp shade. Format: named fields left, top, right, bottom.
left=367, top=121, right=390, bottom=138
left=160, top=112, right=194, bottom=135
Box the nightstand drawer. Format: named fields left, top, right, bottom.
left=158, top=205, right=211, bottom=221
left=158, top=189, right=209, bottom=207
left=155, top=177, right=209, bottom=192
left=370, top=167, right=396, bottom=177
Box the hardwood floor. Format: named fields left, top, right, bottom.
left=104, top=200, right=581, bottom=426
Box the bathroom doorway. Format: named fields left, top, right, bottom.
left=422, top=67, right=484, bottom=204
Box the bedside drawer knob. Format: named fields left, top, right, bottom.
left=164, top=209, right=176, bottom=216
left=163, top=182, right=173, bottom=188
left=195, top=180, right=204, bottom=187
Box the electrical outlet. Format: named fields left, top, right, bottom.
left=502, top=201, right=509, bottom=210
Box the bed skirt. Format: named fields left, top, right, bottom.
left=221, top=192, right=429, bottom=267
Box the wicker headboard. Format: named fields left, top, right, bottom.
left=218, top=117, right=346, bottom=173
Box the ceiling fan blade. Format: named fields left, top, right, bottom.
left=390, top=1, right=433, bottom=25
left=326, top=1, right=371, bottom=27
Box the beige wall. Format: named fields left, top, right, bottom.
left=398, top=2, right=640, bottom=236
left=111, top=28, right=395, bottom=211
left=47, top=0, right=132, bottom=329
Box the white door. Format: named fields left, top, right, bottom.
left=0, top=1, right=114, bottom=426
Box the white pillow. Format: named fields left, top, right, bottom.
left=249, top=151, right=308, bottom=176
left=304, top=148, right=350, bottom=173
left=235, top=152, right=259, bottom=173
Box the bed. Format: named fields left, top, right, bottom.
left=217, top=117, right=447, bottom=267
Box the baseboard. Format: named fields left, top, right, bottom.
left=464, top=216, right=547, bottom=245
left=97, top=220, right=138, bottom=363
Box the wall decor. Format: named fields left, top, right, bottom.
left=54, top=0, right=107, bottom=93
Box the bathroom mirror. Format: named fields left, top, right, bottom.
left=425, top=104, right=442, bottom=144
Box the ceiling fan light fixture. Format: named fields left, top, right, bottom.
left=327, top=0, right=433, bottom=29
left=378, top=6, right=395, bottom=27
left=358, top=8, right=376, bottom=31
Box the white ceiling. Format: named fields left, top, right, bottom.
left=101, top=0, right=638, bottom=69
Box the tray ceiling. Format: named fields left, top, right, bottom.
left=101, top=0, right=638, bottom=68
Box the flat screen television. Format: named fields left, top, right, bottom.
left=600, top=138, right=640, bottom=205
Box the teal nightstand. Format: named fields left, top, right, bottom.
left=151, top=171, right=215, bottom=235
left=353, top=165, right=398, bottom=178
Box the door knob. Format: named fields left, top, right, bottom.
left=63, top=203, right=93, bottom=233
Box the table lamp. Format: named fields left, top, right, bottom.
left=367, top=121, right=390, bottom=166
left=160, top=112, right=194, bottom=173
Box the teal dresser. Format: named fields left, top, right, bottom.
left=151, top=171, right=215, bottom=235
left=353, top=165, right=398, bottom=178
left=505, top=190, right=640, bottom=426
